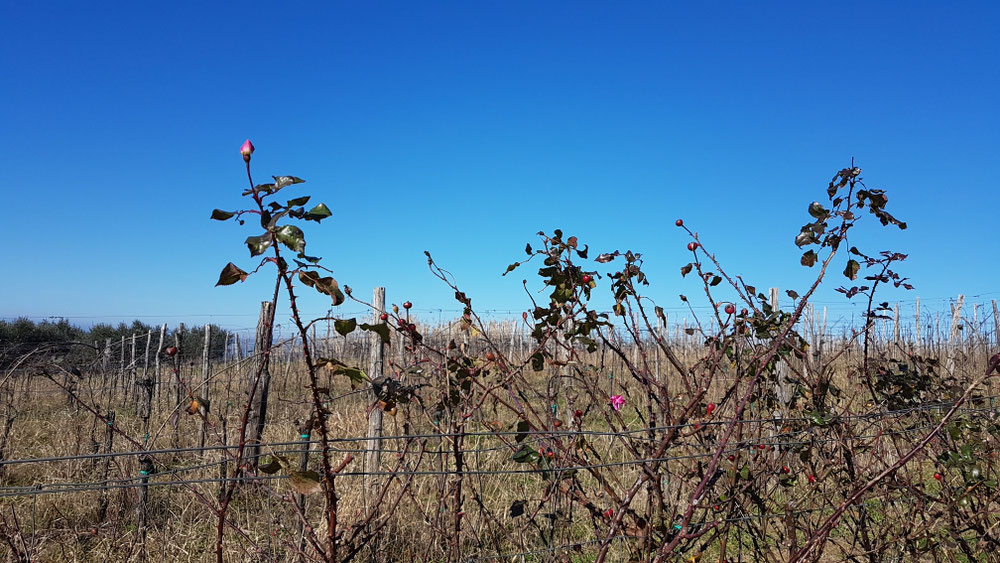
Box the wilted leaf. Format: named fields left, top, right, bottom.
left=509, top=500, right=526, bottom=518
left=807, top=201, right=829, bottom=219
left=595, top=252, right=617, bottom=263
left=216, top=262, right=248, bottom=286
left=288, top=470, right=322, bottom=495
left=844, top=259, right=860, bottom=281
left=680, top=263, right=693, bottom=277
left=334, top=318, right=357, bottom=337
left=795, top=229, right=817, bottom=248
left=800, top=250, right=817, bottom=267
left=709, top=275, right=722, bottom=287
left=503, top=262, right=520, bottom=275
left=299, top=271, right=345, bottom=306
left=210, top=209, right=236, bottom=221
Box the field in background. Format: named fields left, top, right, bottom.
left=1, top=295, right=999, bottom=562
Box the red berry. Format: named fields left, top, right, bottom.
left=486, top=351, right=495, bottom=361
left=582, top=274, right=593, bottom=283
left=164, top=346, right=178, bottom=357
left=574, top=409, right=583, bottom=418
left=403, top=301, right=412, bottom=309
left=782, top=466, right=790, bottom=474
left=687, top=242, right=698, bottom=251
left=706, top=403, right=715, bottom=416
left=397, top=318, right=407, bottom=327
left=675, top=219, right=683, bottom=227
left=724, top=304, right=735, bottom=315
left=934, top=473, right=942, bottom=481
left=408, top=323, right=416, bottom=332
left=713, top=505, right=720, bottom=511
left=604, top=508, right=613, bottom=518
left=757, top=444, right=766, bottom=450
left=727, top=455, right=735, bottom=462
left=380, top=313, right=388, bottom=321
left=740, top=308, right=748, bottom=316
left=808, top=474, right=816, bottom=483
left=553, top=419, right=562, bottom=428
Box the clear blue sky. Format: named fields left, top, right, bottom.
left=2, top=2, right=998, bottom=334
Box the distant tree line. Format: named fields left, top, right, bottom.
left=0, top=317, right=232, bottom=367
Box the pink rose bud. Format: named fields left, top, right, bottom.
left=240, top=139, right=255, bottom=162
left=610, top=395, right=625, bottom=411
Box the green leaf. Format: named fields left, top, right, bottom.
left=515, top=420, right=530, bottom=443
left=210, top=209, right=235, bottom=221
left=288, top=470, right=322, bottom=495
left=334, top=318, right=357, bottom=337
left=215, top=262, right=249, bottom=286
left=511, top=445, right=538, bottom=464
left=317, top=358, right=368, bottom=385
left=275, top=225, right=306, bottom=253
left=844, top=259, right=860, bottom=281
left=801, top=250, right=817, bottom=267
left=304, top=203, right=332, bottom=222
left=245, top=233, right=273, bottom=257
left=360, top=322, right=391, bottom=344
left=258, top=456, right=289, bottom=474
left=287, top=196, right=311, bottom=207
left=273, top=176, right=306, bottom=190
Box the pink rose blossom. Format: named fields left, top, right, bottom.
left=240, top=139, right=255, bottom=161
left=610, top=395, right=625, bottom=411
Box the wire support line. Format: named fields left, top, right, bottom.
left=1, top=400, right=994, bottom=468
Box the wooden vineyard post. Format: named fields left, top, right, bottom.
left=993, top=300, right=999, bottom=347
left=140, top=329, right=151, bottom=408
left=102, top=338, right=111, bottom=397
left=296, top=419, right=312, bottom=559
left=171, top=324, right=184, bottom=449
left=915, top=298, right=922, bottom=353
left=137, top=355, right=155, bottom=542
left=365, top=288, right=386, bottom=505
left=154, top=324, right=166, bottom=407
left=770, top=288, right=791, bottom=414
left=200, top=324, right=212, bottom=458
left=248, top=302, right=275, bottom=468
left=893, top=303, right=901, bottom=345
left=97, top=411, right=116, bottom=521
left=947, top=295, right=965, bottom=377
left=117, top=335, right=125, bottom=392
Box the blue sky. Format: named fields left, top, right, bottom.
left=2, top=2, right=998, bottom=334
